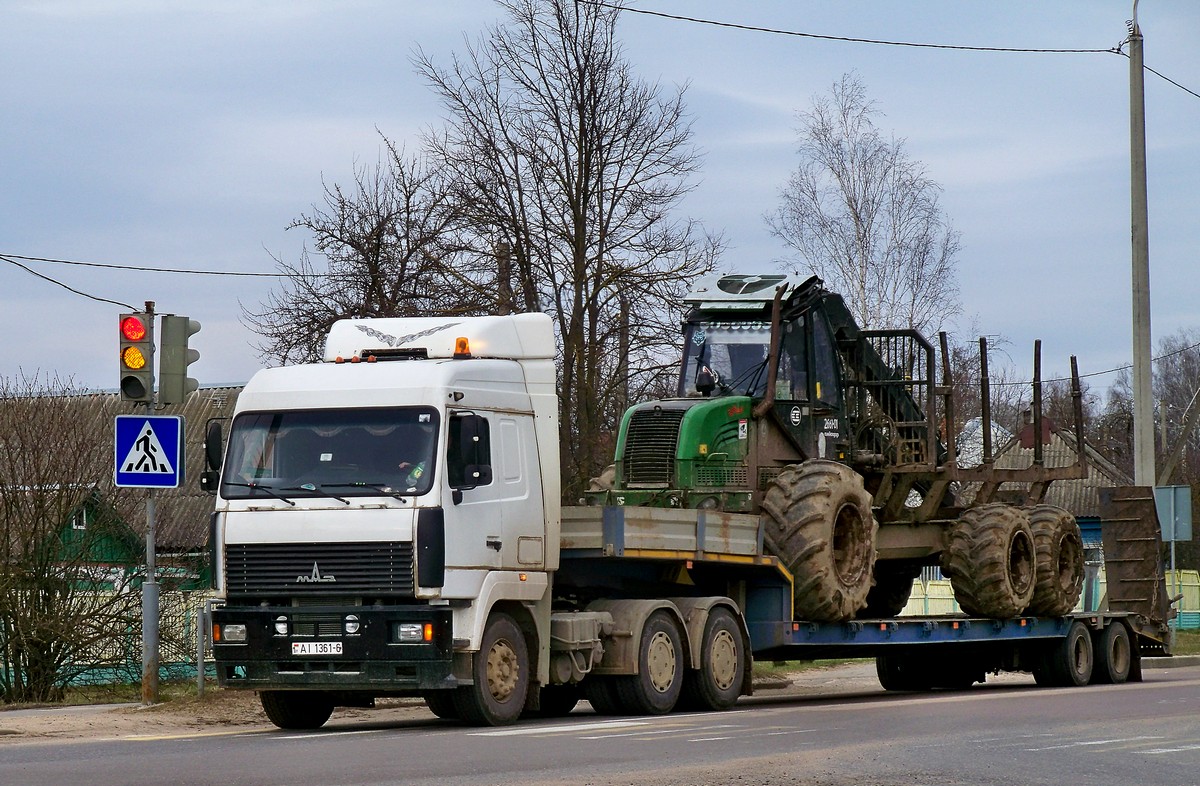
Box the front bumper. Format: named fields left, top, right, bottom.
left=212, top=604, right=455, bottom=693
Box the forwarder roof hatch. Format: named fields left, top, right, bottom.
left=684, top=273, right=796, bottom=311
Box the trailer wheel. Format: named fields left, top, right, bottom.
left=614, top=610, right=684, bottom=714
left=942, top=504, right=1035, bottom=618
left=1035, top=620, right=1093, bottom=687
left=1026, top=505, right=1084, bottom=616
left=762, top=460, right=877, bottom=622
left=530, top=684, right=581, bottom=717
left=584, top=677, right=624, bottom=715
left=421, top=691, right=460, bottom=720
left=679, top=608, right=745, bottom=711
left=453, top=613, right=529, bottom=726
left=876, top=655, right=932, bottom=691
left=858, top=562, right=922, bottom=618
left=259, top=690, right=335, bottom=730
left=1092, top=622, right=1132, bottom=685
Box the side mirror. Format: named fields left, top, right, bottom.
left=695, top=366, right=716, bottom=397
left=200, top=470, right=220, bottom=495
left=464, top=464, right=493, bottom=486
left=204, top=419, right=224, bottom=471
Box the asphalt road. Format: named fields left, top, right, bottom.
left=4, top=666, right=1200, bottom=786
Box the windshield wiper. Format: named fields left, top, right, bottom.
left=317, top=481, right=408, bottom=501
left=283, top=484, right=351, bottom=505
left=223, top=481, right=296, bottom=506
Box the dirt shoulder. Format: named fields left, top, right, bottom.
left=0, top=662, right=886, bottom=743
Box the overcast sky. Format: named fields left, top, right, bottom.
left=3, top=1, right=1197, bottom=400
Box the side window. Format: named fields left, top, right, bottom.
left=447, top=413, right=493, bottom=488
left=813, top=316, right=841, bottom=407
left=776, top=317, right=808, bottom=400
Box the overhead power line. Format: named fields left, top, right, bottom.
left=581, top=1, right=1118, bottom=54
left=582, top=1, right=1199, bottom=99
left=0, top=254, right=135, bottom=310
left=1, top=252, right=287, bottom=278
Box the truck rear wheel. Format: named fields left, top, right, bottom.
left=1026, top=505, right=1084, bottom=616
left=1033, top=620, right=1093, bottom=687
left=679, top=607, right=745, bottom=711
left=454, top=613, right=530, bottom=726
left=761, top=460, right=877, bottom=622
left=942, top=504, right=1035, bottom=618
left=1092, top=622, right=1132, bottom=685
left=259, top=690, right=335, bottom=730
left=613, top=610, right=684, bottom=714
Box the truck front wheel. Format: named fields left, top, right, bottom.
left=454, top=613, right=530, bottom=726
left=679, top=607, right=745, bottom=711
left=259, top=690, right=335, bottom=730
left=762, top=460, right=877, bottom=622
left=614, top=611, right=684, bottom=714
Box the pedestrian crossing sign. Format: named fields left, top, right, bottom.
left=114, top=415, right=184, bottom=488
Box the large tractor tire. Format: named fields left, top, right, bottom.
left=1025, top=504, right=1085, bottom=616
left=761, top=460, right=877, bottom=622
left=858, top=562, right=922, bottom=618
left=941, top=504, right=1036, bottom=618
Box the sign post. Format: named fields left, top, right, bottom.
left=115, top=414, right=184, bottom=703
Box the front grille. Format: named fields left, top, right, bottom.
left=225, top=542, right=414, bottom=597
left=622, top=407, right=684, bottom=486
left=695, top=464, right=748, bottom=488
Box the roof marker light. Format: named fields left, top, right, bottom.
left=454, top=337, right=472, bottom=358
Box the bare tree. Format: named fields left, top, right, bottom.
left=769, top=73, right=960, bottom=335
left=418, top=0, right=720, bottom=500
left=0, top=376, right=141, bottom=703
left=246, top=138, right=483, bottom=364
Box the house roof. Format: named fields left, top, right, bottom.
left=988, top=417, right=1131, bottom=518
left=89, top=386, right=242, bottom=550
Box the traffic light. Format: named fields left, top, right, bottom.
left=159, top=315, right=201, bottom=405
left=119, top=312, right=155, bottom=403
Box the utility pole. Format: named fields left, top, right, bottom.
left=1128, top=2, right=1155, bottom=487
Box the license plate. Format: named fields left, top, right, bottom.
left=292, top=641, right=343, bottom=656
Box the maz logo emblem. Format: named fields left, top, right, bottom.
left=297, top=562, right=337, bottom=583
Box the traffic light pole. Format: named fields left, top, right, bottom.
left=142, top=485, right=159, bottom=705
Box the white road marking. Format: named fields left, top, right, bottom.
left=1146, top=744, right=1200, bottom=755
left=580, top=723, right=742, bottom=740
left=1025, top=736, right=1165, bottom=751
left=275, top=729, right=388, bottom=740
left=470, top=719, right=650, bottom=737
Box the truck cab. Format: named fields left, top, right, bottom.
left=210, top=313, right=561, bottom=727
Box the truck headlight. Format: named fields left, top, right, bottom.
left=344, top=614, right=361, bottom=635
left=396, top=624, right=429, bottom=643
left=274, top=615, right=289, bottom=636
left=221, top=623, right=247, bottom=643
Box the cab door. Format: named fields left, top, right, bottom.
left=443, top=412, right=544, bottom=571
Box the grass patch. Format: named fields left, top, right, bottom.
left=1172, top=630, right=1200, bottom=656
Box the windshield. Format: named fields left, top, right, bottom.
left=221, top=407, right=439, bottom=499
left=678, top=321, right=772, bottom=397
